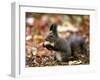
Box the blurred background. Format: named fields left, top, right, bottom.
left=25, top=12, right=89, bottom=67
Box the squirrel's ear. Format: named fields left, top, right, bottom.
left=50, top=23, right=57, bottom=34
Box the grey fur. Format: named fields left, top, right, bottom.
left=44, top=23, right=86, bottom=62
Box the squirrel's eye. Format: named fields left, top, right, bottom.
left=49, top=35, right=53, bottom=38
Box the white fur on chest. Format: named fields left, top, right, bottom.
left=55, top=51, right=62, bottom=61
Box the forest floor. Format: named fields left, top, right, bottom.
left=26, top=51, right=89, bottom=67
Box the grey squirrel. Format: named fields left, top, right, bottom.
left=43, top=23, right=87, bottom=62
